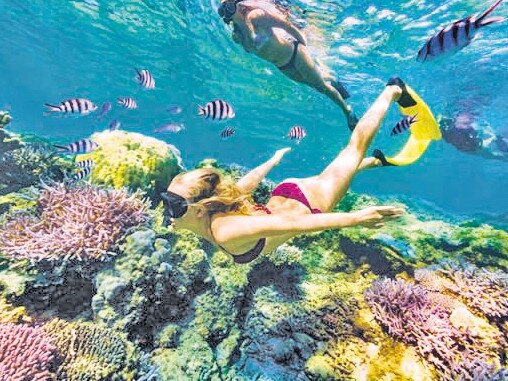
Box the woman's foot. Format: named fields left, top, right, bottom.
left=386, top=77, right=414, bottom=106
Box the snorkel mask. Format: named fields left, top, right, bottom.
left=161, top=191, right=189, bottom=226
left=218, top=0, right=242, bottom=23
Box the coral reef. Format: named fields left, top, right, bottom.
left=43, top=318, right=136, bottom=381
left=0, top=183, right=150, bottom=261
left=77, top=130, right=183, bottom=202
left=365, top=278, right=504, bottom=380
left=0, top=111, right=12, bottom=129
left=0, top=323, right=56, bottom=381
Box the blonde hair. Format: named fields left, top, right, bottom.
left=171, top=168, right=253, bottom=217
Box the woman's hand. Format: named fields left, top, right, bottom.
left=270, top=147, right=291, bottom=166
left=354, top=205, right=405, bottom=228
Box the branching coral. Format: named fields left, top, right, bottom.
left=0, top=323, right=56, bottom=381
left=0, top=183, right=150, bottom=261
left=43, top=318, right=132, bottom=381
left=365, top=278, right=503, bottom=380
left=416, top=261, right=508, bottom=321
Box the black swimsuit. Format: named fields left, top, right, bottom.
left=278, top=40, right=300, bottom=71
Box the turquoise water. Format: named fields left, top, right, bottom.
left=0, top=0, right=507, bottom=217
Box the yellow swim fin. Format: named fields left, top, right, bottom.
left=375, top=81, right=441, bottom=166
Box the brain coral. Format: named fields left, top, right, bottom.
left=0, top=183, right=149, bottom=261
left=43, top=318, right=131, bottom=381
left=0, top=323, right=56, bottom=381
left=77, top=130, right=183, bottom=200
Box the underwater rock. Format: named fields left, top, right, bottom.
left=43, top=318, right=137, bottom=381
left=77, top=130, right=183, bottom=202
left=0, top=323, right=57, bottom=380
left=0, top=111, right=12, bottom=129
left=0, top=183, right=150, bottom=261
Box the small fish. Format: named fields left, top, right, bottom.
left=391, top=114, right=418, bottom=136
left=135, top=68, right=155, bottom=89
left=220, top=127, right=235, bottom=138
left=287, top=125, right=306, bottom=141
left=198, top=99, right=235, bottom=121
left=167, top=105, right=182, bottom=115
left=109, top=119, right=121, bottom=131
left=417, top=0, right=505, bottom=62
left=97, top=101, right=112, bottom=119
left=54, top=139, right=99, bottom=154
left=75, top=159, right=94, bottom=168
left=154, top=123, right=185, bottom=133
left=117, top=97, right=137, bottom=109
left=44, top=98, right=98, bottom=115
left=72, top=166, right=92, bottom=181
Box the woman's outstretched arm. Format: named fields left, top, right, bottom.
left=236, top=148, right=291, bottom=194
left=212, top=205, right=405, bottom=243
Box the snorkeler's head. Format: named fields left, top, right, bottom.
left=218, top=0, right=242, bottom=23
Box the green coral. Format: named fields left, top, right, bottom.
left=77, top=130, right=183, bottom=201
left=43, top=319, right=138, bottom=381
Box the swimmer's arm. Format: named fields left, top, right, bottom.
left=213, top=206, right=405, bottom=243
left=236, top=148, right=291, bottom=194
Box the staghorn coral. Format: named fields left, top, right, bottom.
left=416, top=261, right=508, bottom=321
left=0, top=183, right=149, bottom=261
left=43, top=318, right=134, bottom=381
left=365, top=278, right=503, bottom=381
left=77, top=130, right=183, bottom=202
left=0, top=323, right=56, bottom=381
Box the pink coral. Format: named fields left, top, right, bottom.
left=0, top=323, right=56, bottom=381
left=0, top=183, right=149, bottom=261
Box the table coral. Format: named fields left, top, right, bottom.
left=0, top=183, right=150, bottom=261
left=0, top=323, right=56, bottom=381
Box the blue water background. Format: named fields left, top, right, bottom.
left=0, top=0, right=507, bottom=216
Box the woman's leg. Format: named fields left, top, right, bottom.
left=297, top=84, right=402, bottom=212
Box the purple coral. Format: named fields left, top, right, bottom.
left=416, top=262, right=508, bottom=320
left=0, top=323, right=56, bottom=381
left=365, top=278, right=502, bottom=381
left=0, top=183, right=149, bottom=261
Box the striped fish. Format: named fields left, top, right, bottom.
left=44, top=98, right=98, bottom=115
left=391, top=114, right=417, bottom=136
left=135, top=68, right=155, bottom=89
left=75, top=159, right=94, bottom=168
left=54, top=139, right=99, bottom=154
left=72, top=166, right=92, bottom=181
left=417, top=0, right=505, bottom=62
left=220, top=127, right=235, bottom=138
left=117, top=97, right=138, bottom=109
left=287, top=125, right=306, bottom=141
left=198, top=99, right=235, bottom=121
left=109, top=119, right=121, bottom=131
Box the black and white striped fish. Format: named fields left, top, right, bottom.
left=135, top=68, right=155, bottom=89
left=198, top=100, right=235, bottom=121
left=54, top=139, right=99, bottom=154
left=287, top=125, right=306, bottom=141
left=75, top=159, right=94, bottom=168
left=72, top=166, right=92, bottom=181
left=391, top=114, right=418, bottom=136
left=44, top=98, right=98, bottom=115
left=417, top=0, right=505, bottom=62
left=220, top=127, right=235, bottom=138
left=117, top=97, right=138, bottom=109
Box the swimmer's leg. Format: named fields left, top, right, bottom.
left=297, top=84, right=402, bottom=212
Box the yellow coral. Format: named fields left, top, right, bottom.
left=77, top=130, right=182, bottom=199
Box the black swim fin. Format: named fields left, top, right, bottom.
left=373, top=149, right=395, bottom=166
left=386, top=77, right=417, bottom=107
left=331, top=80, right=350, bottom=100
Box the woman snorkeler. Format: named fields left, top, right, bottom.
left=218, top=0, right=358, bottom=131
left=161, top=78, right=411, bottom=264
